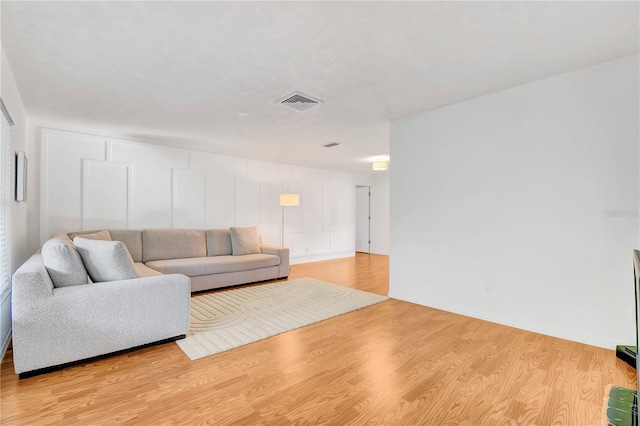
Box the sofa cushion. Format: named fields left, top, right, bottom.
left=145, top=254, right=280, bottom=277
left=108, top=230, right=143, bottom=263
left=134, top=262, right=163, bottom=277
left=230, top=226, right=261, bottom=256
left=206, top=229, right=233, bottom=256
left=41, top=237, right=89, bottom=288
left=68, top=230, right=112, bottom=241
left=74, top=237, right=138, bottom=283
left=142, top=229, right=206, bottom=262
left=50, top=231, right=71, bottom=240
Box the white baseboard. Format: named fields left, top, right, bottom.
left=290, top=250, right=355, bottom=265
left=389, top=294, right=620, bottom=350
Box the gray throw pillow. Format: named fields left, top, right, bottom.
left=206, top=229, right=233, bottom=256
left=42, top=237, right=89, bottom=288
left=230, top=226, right=261, bottom=256
left=74, top=237, right=138, bottom=283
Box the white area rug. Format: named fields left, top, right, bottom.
left=176, top=277, right=388, bottom=360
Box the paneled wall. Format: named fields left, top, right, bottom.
left=40, top=129, right=354, bottom=263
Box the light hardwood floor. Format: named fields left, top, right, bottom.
left=1, top=253, right=636, bottom=425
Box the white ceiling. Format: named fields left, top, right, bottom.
left=2, top=1, right=638, bottom=173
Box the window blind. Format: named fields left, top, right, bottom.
left=0, top=98, right=13, bottom=300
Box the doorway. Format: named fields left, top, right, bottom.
left=355, top=185, right=370, bottom=253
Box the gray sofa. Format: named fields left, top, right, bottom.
left=11, top=253, right=191, bottom=377
left=11, top=227, right=288, bottom=377
left=67, top=228, right=290, bottom=292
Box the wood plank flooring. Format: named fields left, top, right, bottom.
left=1, top=253, right=636, bottom=425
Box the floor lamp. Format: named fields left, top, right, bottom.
left=279, top=192, right=300, bottom=246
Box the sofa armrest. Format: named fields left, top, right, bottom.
left=261, top=244, right=289, bottom=278
left=11, top=260, right=191, bottom=374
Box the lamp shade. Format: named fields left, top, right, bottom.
left=279, top=193, right=300, bottom=206
left=371, top=161, right=388, bottom=171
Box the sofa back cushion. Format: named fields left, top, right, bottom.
left=230, top=226, right=262, bottom=256
left=206, top=229, right=233, bottom=256
left=41, top=237, right=89, bottom=288
left=142, top=229, right=206, bottom=262
left=107, top=230, right=143, bottom=262
left=68, top=230, right=112, bottom=241
left=68, top=229, right=143, bottom=262
left=74, top=237, right=138, bottom=282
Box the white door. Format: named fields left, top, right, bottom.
left=355, top=186, right=370, bottom=253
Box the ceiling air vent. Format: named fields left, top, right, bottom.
left=323, top=142, right=341, bottom=148
left=277, top=91, right=323, bottom=112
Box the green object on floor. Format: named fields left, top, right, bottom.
left=606, top=386, right=637, bottom=426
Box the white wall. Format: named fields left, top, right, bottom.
left=40, top=129, right=355, bottom=264
left=355, top=186, right=370, bottom=252
left=370, top=172, right=390, bottom=255
left=1, top=48, right=32, bottom=359
left=390, top=55, right=639, bottom=349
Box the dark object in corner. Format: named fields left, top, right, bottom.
left=616, top=345, right=637, bottom=369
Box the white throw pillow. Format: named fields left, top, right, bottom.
left=42, top=237, right=89, bottom=288
left=230, top=226, right=261, bottom=256
left=74, top=237, right=139, bottom=283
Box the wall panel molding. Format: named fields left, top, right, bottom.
left=322, top=183, right=339, bottom=232
left=172, top=169, right=206, bottom=229
left=40, top=128, right=356, bottom=262
left=234, top=175, right=260, bottom=227
left=82, top=160, right=132, bottom=230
